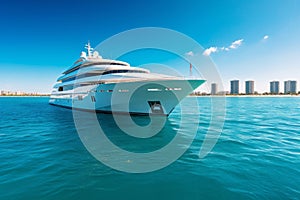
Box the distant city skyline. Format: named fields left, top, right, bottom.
left=210, top=79, right=299, bottom=94
left=217, top=79, right=299, bottom=94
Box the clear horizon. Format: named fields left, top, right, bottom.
left=1, top=79, right=299, bottom=94
left=1, top=0, right=300, bottom=93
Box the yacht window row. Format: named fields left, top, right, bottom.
left=64, top=62, right=129, bottom=74
left=57, top=85, right=182, bottom=93
left=61, top=69, right=148, bottom=83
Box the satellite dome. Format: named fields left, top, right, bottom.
left=93, top=51, right=102, bottom=59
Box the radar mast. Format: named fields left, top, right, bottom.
left=85, top=41, right=93, bottom=57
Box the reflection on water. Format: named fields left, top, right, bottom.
left=72, top=97, right=200, bottom=173
left=73, top=111, right=179, bottom=153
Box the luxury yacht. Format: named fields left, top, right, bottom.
left=49, top=42, right=205, bottom=116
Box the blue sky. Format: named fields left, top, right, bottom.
left=0, top=0, right=299, bottom=93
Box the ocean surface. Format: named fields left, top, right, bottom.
left=0, top=96, right=300, bottom=200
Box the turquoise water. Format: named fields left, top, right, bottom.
left=0, top=97, right=300, bottom=199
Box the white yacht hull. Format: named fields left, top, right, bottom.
left=49, top=79, right=204, bottom=116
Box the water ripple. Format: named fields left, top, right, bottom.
left=0, top=97, right=300, bottom=199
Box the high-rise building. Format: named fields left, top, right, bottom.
left=230, top=80, right=239, bottom=94
left=245, top=80, right=254, bottom=94
left=211, top=83, right=217, bottom=95
left=270, top=81, right=280, bottom=94
left=284, top=80, right=297, bottom=94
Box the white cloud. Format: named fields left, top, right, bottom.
left=263, top=35, right=269, bottom=40
left=203, top=47, right=218, bottom=56
left=220, top=47, right=230, bottom=51
left=202, top=39, right=244, bottom=56
left=185, top=51, right=194, bottom=56
left=229, top=39, right=243, bottom=49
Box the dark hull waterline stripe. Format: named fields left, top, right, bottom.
left=49, top=103, right=169, bottom=116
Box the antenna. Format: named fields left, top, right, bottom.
left=189, top=62, right=193, bottom=77
left=85, top=41, right=94, bottom=57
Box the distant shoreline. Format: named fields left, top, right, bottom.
left=0, top=95, right=50, bottom=97
left=225, top=95, right=299, bottom=97
left=190, top=94, right=300, bottom=97
left=1, top=95, right=299, bottom=98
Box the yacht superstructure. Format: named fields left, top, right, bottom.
left=49, top=42, right=205, bottom=115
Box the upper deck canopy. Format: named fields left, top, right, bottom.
left=63, top=42, right=130, bottom=75
left=63, top=59, right=130, bottom=75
